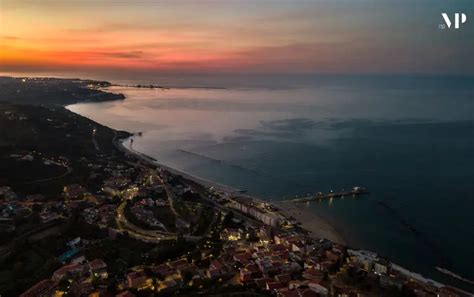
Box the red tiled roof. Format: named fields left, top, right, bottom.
left=246, top=263, right=260, bottom=273
left=116, top=290, right=136, bottom=297
left=267, top=281, right=284, bottom=290
left=271, top=244, right=286, bottom=252
left=53, top=263, right=83, bottom=280
left=275, top=273, right=291, bottom=284
left=302, top=268, right=324, bottom=280
left=20, top=279, right=55, bottom=297
left=89, top=259, right=107, bottom=270
left=240, top=269, right=253, bottom=282
left=255, top=277, right=273, bottom=288
left=169, top=258, right=188, bottom=268
left=210, top=260, right=223, bottom=271
left=177, top=263, right=197, bottom=274
left=234, top=252, right=252, bottom=264
left=127, top=270, right=146, bottom=280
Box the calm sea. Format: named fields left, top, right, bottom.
left=67, top=74, right=474, bottom=290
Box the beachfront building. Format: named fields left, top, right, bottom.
left=347, top=249, right=378, bottom=272
left=228, top=197, right=281, bottom=227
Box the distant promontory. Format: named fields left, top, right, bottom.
left=0, top=76, right=125, bottom=106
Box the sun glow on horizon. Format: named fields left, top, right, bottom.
left=1, top=0, right=473, bottom=75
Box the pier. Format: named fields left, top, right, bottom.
left=288, top=186, right=369, bottom=203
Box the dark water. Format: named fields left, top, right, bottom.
left=67, top=75, right=474, bottom=290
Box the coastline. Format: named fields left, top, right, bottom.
left=273, top=201, right=345, bottom=245
left=70, top=83, right=473, bottom=293
left=117, top=137, right=346, bottom=245
left=63, top=84, right=473, bottom=294
left=4, top=77, right=474, bottom=295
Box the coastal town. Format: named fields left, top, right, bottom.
left=0, top=77, right=472, bottom=297
left=2, top=149, right=471, bottom=297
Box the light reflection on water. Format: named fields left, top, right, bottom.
left=67, top=77, right=474, bottom=289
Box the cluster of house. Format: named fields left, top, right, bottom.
left=2, top=156, right=143, bottom=230
left=130, top=201, right=167, bottom=230
left=15, top=199, right=474, bottom=297
left=25, top=257, right=201, bottom=296
left=0, top=187, right=66, bottom=227
left=210, top=230, right=344, bottom=296
left=70, top=164, right=170, bottom=230
left=2, top=109, right=28, bottom=121
left=0, top=188, right=64, bottom=227
left=0, top=200, right=30, bottom=223
left=0, top=186, right=23, bottom=222
left=101, top=166, right=165, bottom=200
left=39, top=202, right=63, bottom=223
left=19, top=223, right=473, bottom=297
left=102, top=175, right=134, bottom=197
left=168, top=182, right=193, bottom=196
left=19, top=235, right=117, bottom=297
left=3, top=159, right=173, bottom=225
left=122, top=258, right=199, bottom=293
left=345, top=249, right=471, bottom=297
left=20, top=258, right=108, bottom=297
left=81, top=204, right=117, bottom=226
left=5, top=150, right=473, bottom=297
left=63, top=184, right=89, bottom=201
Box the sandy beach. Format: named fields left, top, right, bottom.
left=273, top=201, right=345, bottom=245
left=119, top=137, right=346, bottom=245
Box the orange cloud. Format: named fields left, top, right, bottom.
left=1, top=1, right=472, bottom=75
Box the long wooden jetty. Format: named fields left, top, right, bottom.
left=288, top=186, right=369, bottom=203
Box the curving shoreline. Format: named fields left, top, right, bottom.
left=117, top=136, right=346, bottom=245
left=85, top=85, right=473, bottom=293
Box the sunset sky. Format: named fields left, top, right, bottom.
left=1, top=0, right=473, bottom=76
